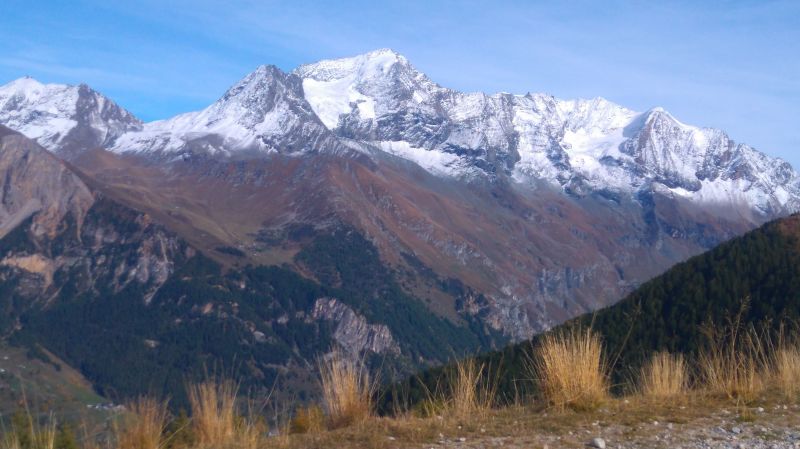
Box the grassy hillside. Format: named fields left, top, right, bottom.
left=0, top=344, right=111, bottom=423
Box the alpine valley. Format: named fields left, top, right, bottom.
left=0, top=49, right=798, bottom=404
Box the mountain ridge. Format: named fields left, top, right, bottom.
left=1, top=49, right=798, bottom=344
left=2, top=49, right=796, bottom=217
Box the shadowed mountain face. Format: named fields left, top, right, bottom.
left=0, top=49, right=798, bottom=401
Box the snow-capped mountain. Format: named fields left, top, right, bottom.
left=1, top=49, right=799, bottom=346
left=4, top=49, right=787, bottom=216
left=112, top=65, right=344, bottom=157
left=0, top=77, right=141, bottom=158
left=293, top=49, right=800, bottom=215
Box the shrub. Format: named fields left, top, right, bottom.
left=527, top=327, right=608, bottom=411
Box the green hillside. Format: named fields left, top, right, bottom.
left=383, top=214, right=800, bottom=410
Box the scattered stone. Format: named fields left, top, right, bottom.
left=458, top=437, right=466, bottom=442
left=731, top=426, right=742, bottom=434
left=588, top=437, right=606, bottom=448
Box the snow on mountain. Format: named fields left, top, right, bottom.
left=112, top=65, right=342, bottom=156
left=294, top=48, right=443, bottom=128
left=2, top=50, right=797, bottom=215
left=0, top=77, right=141, bottom=157
left=293, top=50, right=800, bottom=214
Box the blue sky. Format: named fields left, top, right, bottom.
left=2, top=0, right=798, bottom=165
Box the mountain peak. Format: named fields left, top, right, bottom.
left=1, top=77, right=71, bottom=104
left=111, top=63, right=341, bottom=156
left=643, top=106, right=694, bottom=129
left=2, top=76, right=48, bottom=93
left=293, top=49, right=439, bottom=129
left=0, top=78, right=141, bottom=158
left=216, top=64, right=293, bottom=106
left=292, top=48, right=415, bottom=83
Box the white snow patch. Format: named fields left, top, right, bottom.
left=302, top=77, right=376, bottom=129
left=377, top=141, right=471, bottom=177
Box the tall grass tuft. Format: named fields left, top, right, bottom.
left=448, top=358, right=496, bottom=419
left=115, top=397, right=169, bottom=449
left=2, top=411, right=56, bottom=449
left=637, top=351, right=688, bottom=401
left=698, top=324, right=769, bottom=403
left=187, top=379, right=239, bottom=448
left=289, top=405, right=325, bottom=434
left=187, top=378, right=266, bottom=449
left=318, top=349, right=376, bottom=429
left=774, top=344, right=800, bottom=400
left=527, top=326, right=608, bottom=411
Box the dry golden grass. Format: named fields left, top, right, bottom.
left=115, top=397, right=169, bottom=449
left=187, top=379, right=263, bottom=449
left=417, top=357, right=496, bottom=420
left=318, top=349, right=376, bottom=429
left=637, top=351, right=688, bottom=401
left=448, top=358, right=495, bottom=419
left=698, top=325, right=769, bottom=403
left=187, top=379, right=238, bottom=447
left=774, top=345, right=800, bottom=400
left=528, top=327, right=608, bottom=411
left=289, top=405, right=325, bottom=434
left=1, top=413, right=56, bottom=449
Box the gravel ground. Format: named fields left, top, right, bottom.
left=421, top=405, right=800, bottom=449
